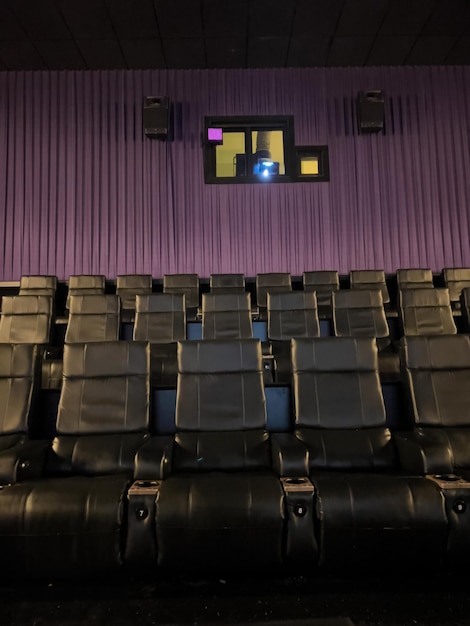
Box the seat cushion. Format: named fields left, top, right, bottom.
left=0, top=474, right=129, bottom=579
left=156, top=471, right=285, bottom=572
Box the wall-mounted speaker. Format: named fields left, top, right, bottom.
left=143, top=96, right=170, bottom=139
left=357, top=90, right=384, bottom=134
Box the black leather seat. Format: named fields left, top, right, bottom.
left=163, top=274, right=199, bottom=320
left=116, top=275, right=152, bottom=321
left=267, top=291, right=320, bottom=383
left=18, top=275, right=57, bottom=298
left=396, top=268, right=434, bottom=291
left=0, top=295, right=53, bottom=345
left=398, top=288, right=457, bottom=336
left=443, top=268, right=470, bottom=310
left=302, top=271, right=339, bottom=319
left=66, top=275, right=106, bottom=309
left=0, top=341, right=150, bottom=579
left=256, top=273, right=292, bottom=317
left=350, top=269, right=390, bottom=305
left=210, top=273, right=246, bottom=293
left=462, top=287, right=470, bottom=332
left=291, top=337, right=447, bottom=571
left=65, top=295, right=121, bottom=343
left=332, top=289, right=399, bottom=382
left=133, top=293, right=186, bottom=387
left=202, top=292, right=253, bottom=339
left=145, top=339, right=285, bottom=573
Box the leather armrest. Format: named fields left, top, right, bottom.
left=134, top=436, right=174, bottom=479
left=0, top=440, right=50, bottom=484
left=271, top=433, right=309, bottom=477
left=394, top=431, right=454, bottom=475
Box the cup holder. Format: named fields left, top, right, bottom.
left=434, top=474, right=461, bottom=482
left=136, top=480, right=158, bottom=488
left=285, top=478, right=307, bottom=485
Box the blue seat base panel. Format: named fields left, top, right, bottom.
left=0, top=475, right=129, bottom=579
left=155, top=472, right=285, bottom=573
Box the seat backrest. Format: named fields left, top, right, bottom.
left=350, top=269, right=390, bottom=304
left=66, top=275, right=106, bottom=309
left=402, top=335, right=470, bottom=428
left=19, top=275, right=57, bottom=297
left=163, top=274, right=199, bottom=309
left=0, top=343, right=38, bottom=442
left=291, top=337, right=395, bottom=471
left=173, top=339, right=269, bottom=471
left=65, top=295, right=120, bottom=343
left=462, top=287, right=470, bottom=332
left=49, top=341, right=150, bottom=476
left=116, top=274, right=152, bottom=310
left=443, top=268, right=470, bottom=304
left=133, top=293, right=186, bottom=342
left=202, top=293, right=252, bottom=339
left=0, top=295, right=53, bottom=344
left=332, top=289, right=390, bottom=345
left=256, top=272, right=292, bottom=308
left=267, top=291, right=320, bottom=340
left=399, top=288, right=457, bottom=336
left=396, top=268, right=434, bottom=290
left=210, top=273, right=246, bottom=293
left=302, top=271, right=339, bottom=309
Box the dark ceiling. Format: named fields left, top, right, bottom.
left=1, top=0, right=470, bottom=72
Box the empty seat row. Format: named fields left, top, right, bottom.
left=1, top=334, right=470, bottom=578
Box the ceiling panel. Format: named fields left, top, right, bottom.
left=326, top=36, right=375, bottom=67
left=379, top=0, right=435, bottom=36
left=76, top=40, right=126, bottom=69
left=34, top=40, right=86, bottom=70
left=291, top=0, right=343, bottom=38
left=366, top=36, right=416, bottom=66
left=55, top=0, right=115, bottom=39
left=248, top=36, right=290, bottom=68
left=120, top=39, right=166, bottom=69
left=0, top=40, right=47, bottom=70
left=105, top=0, right=159, bottom=39
left=423, top=0, right=470, bottom=36
left=335, top=0, right=390, bottom=36
left=446, top=37, right=470, bottom=64
left=206, top=38, right=246, bottom=68
left=163, top=38, right=205, bottom=69
left=8, top=0, right=70, bottom=40
left=287, top=37, right=330, bottom=67
left=407, top=36, right=457, bottom=65
left=0, top=4, right=28, bottom=41
left=249, top=0, right=296, bottom=38
left=203, top=0, right=248, bottom=38
left=154, top=0, right=204, bottom=38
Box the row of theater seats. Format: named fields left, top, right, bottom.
left=1, top=286, right=470, bottom=389
left=11, top=268, right=470, bottom=318
left=1, top=334, right=470, bottom=578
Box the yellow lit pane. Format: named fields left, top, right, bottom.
left=216, top=132, right=245, bottom=177
left=300, top=156, right=319, bottom=175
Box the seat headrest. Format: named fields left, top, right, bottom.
left=292, top=337, right=378, bottom=372
left=350, top=269, right=386, bottom=283
left=333, top=289, right=383, bottom=309
left=63, top=341, right=149, bottom=378
left=178, top=339, right=262, bottom=374
left=202, top=292, right=251, bottom=313
left=268, top=291, right=317, bottom=311
left=1, top=295, right=53, bottom=315
left=116, top=274, right=152, bottom=289
left=402, top=335, right=470, bottom=370
left=68, top=294, right=120, bottom=314
left=68, top=275, right=106, bottom=289
left=400, top=288, right=450, bottom=307
left=303, top=271, right=339, bottom=287
left=135, top=293, right=185, bottom=313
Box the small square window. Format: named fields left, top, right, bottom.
left=295, top=146, right=329, bottom=182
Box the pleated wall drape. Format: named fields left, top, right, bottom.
left=0, top=66, right=469, bottom=280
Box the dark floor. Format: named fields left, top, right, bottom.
left=1, top=572, right=469, bottom=626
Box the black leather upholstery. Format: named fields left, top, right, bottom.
left=66, top=274, right=106, bottom=309
left=291, top=336, right=448, bottom=571
left=396, top=268, right=434, bottom=290
left=267, top=291, right=320, bottom=383
left=443, top=268, right=470, bottom=307
left=163, top=273, right=199, bottom=309
left=0, top=340, right=151, bottom=578
left=0, top=295, right=53, bottom=344
left=210, top=273, right=246, bottom=293
left=202, top=292, right=252, bottom=339
left=133, top=293, right=186, bottom=388
left=18, top=275, right=57, bottom=298
left=116, top=274, right=152, bottom=311
left=398, top=288, right=457, bottom=336
left=65, top=295, right=120, bottom=343
left=462, top=287, right=470, bottom=332
left=350, top=269, right=390, bottom=304
left=302, top=271, right=339, bottom=317
left=154, top=339, right=285, bottom=572
left=332, top=289, right=399, bottom=382
left=256, top=272, right=292, bottom=309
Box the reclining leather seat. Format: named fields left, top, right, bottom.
left=267, top=291, right=320, bottom=383
left=396, top=268, right=434, bottom=291
left=332, top=289, right=400, bottom=382
left=0, top=341, right=150, bottom=579
left=65, top=294, right=120, bottom=343
left=462, top=288, right=470, bottom=332
left=443, top=268, right=470, bottom=310
left=163, top=274, right=199, bottom=320
left=66, top=275, right=106, bottom=309
left=19, top=275, right=57, bottom=298
left=210, top=273, right=246, bottom=293
left=302, top=271, right=339, bottom=319
left=398, top=288, right=457, bottom=336
left=133, top=293, right=186, bottom=387
left=350, top=269, right=390, bottom=305
left=202, top=292, right=253, bottom=339
left=256, top=273, right=292, bottom=311
left=152, top=339, right=285, bottom=573
left=116, top=274, right=152, bottom=321
left=0, top=295, right=53, bottom=345
left=291, top=337, right=447, bottom=571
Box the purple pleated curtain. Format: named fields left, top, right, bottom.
left=0, top=66, right=469, bottom=281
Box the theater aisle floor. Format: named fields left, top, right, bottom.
left=1, top=572, right=469, bottom=626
